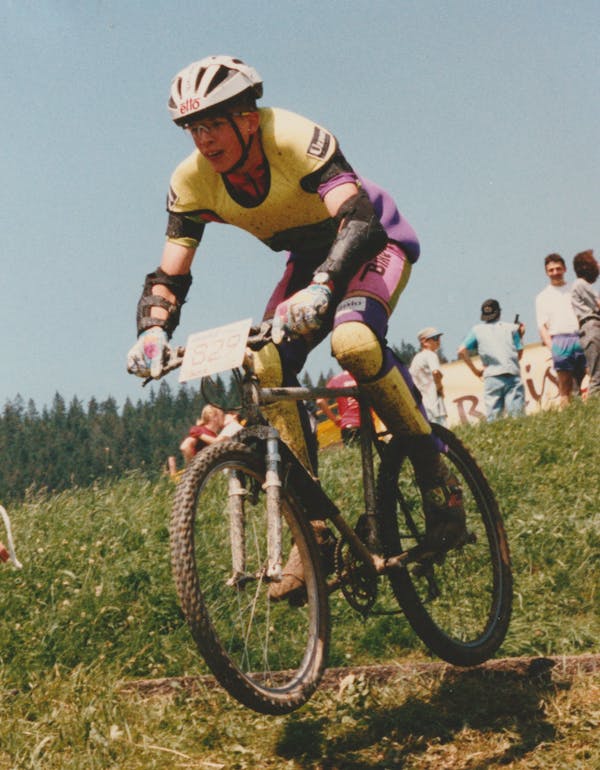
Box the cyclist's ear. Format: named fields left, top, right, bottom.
left=243, top=111, right=260, bottom=135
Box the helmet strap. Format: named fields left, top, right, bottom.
left=222, top=114, right=255, bottom=174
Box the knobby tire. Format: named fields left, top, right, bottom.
left=170, top=440, right=329, bottom=714
left=377, top=424, right=513, bottom=666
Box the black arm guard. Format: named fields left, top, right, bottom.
left=315, top=189, right=388, bottom=290
left=136, top=267, right=192, bottom=338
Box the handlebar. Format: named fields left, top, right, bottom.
left=142, top=346, right=185, bottom=387
left=142, top=320, right=358, bottom=403
left=143, top=321, right=274, bottom=388
left=246, top=321, right=274, bottom=350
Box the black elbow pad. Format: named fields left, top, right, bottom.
left=317, top=190, right=388, bottom=288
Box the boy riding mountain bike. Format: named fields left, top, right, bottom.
left=127, top=54, right=466, bottom=598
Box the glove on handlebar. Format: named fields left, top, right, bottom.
left=127, top=328, right=169, bottom=379
left=271, top=283, right=332, bottom=344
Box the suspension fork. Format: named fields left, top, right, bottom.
left=264, top=428, right=283, bottom=581
left=225, top=470, right=248, bottom=586
left=225, top=427, right=283, bottom=585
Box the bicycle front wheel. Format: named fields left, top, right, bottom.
left=377, top=424, right=512, bottom=666
left=170, top=440, right=329, bottom=714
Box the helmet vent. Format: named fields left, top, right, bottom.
left=205, top=65, right=232, bottom=95
left=194, top=67, right=207, bottom=93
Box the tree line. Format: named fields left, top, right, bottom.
left=0, top=382, right=209, bottom=502
left=0, top=371, right=312, bottom=503
left=0, top=342, right=419, bottom=503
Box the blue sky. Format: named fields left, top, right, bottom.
left=2, top=1, right=599, bottom=409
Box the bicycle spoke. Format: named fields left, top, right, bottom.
left=377, top=426, right=512, bottom=666
left=170, top=441, right=328, bottom=714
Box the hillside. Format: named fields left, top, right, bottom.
left=0, top=398, right=599, bottom=768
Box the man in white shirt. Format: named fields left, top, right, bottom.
left=535, top=253, right=586, bottom=408
left=409, top=327, right=447, bottom=426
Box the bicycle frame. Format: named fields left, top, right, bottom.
left=241, top=378, right=389, bottom=583
left=169, top=329, right=513, bottom=713
left=163, top=337, right=415, bottom=584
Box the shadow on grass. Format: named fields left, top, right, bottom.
left=276, top=659, right=562, bottom=769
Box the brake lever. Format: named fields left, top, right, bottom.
left=246, top=321, right=273, bottom=351
left=142, top=346, right=186, bottom=387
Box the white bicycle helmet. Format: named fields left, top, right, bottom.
left=168, top=55, right=263, bottom=126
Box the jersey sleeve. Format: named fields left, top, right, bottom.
left=429, top=350, right=442, bottom=372
left=461, top=330, right=478, bottom=352
left=300, top=148, right=356, bottom=195
left=165, top=154, right=225, bottom=247
left=511, top=325, right=524, bottom=351
left=263, top=107, right=339, bottom=186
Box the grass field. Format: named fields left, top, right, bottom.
left=0, top=398, right=599, bottom=768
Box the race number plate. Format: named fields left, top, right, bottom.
left=179, top=318, right=252, bottom=382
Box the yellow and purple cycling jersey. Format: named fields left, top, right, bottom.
left=166, top=105, right=430, bottom=447
left=166, top=107, right=419, bottom=265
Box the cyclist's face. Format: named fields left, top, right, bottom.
left=187, top=112, right=258, bottom=173
left=545, top=260, right=566, bottom=286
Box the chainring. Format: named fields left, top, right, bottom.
left=334, top=537, right=378, bottom=615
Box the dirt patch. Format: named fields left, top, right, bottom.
left=119, top=654, right=600, bottom=698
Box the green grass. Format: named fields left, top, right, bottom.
left=1, top=398, right=599, bottom=768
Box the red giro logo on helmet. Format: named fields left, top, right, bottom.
left=180, top=98, right=201, bottom=115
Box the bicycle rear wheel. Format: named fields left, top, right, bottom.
left=170, top=440, right=329, bottom=714
left=377, top=424, right=512, bottom=666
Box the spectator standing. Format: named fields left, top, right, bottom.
left=571, top=249, right=600, bottom=398
left=409, top=327, right=447, bottom=426
left=316, top=370, right=361, bottom=445
left=180, top=404, right=225, bottom=463
left=458, top=299, right=526, bottom=421
left=535, top=253, right=586, bottom=408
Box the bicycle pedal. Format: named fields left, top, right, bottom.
left=406, top=542, right=437, bottom=563
left=225, top=572, right=256, bottom=589
left=445, top=529, right=475, bottom=551
left=412, top=560, right=436, bottom=578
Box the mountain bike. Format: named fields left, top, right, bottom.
left=166, top=322, right=512, bottom=715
